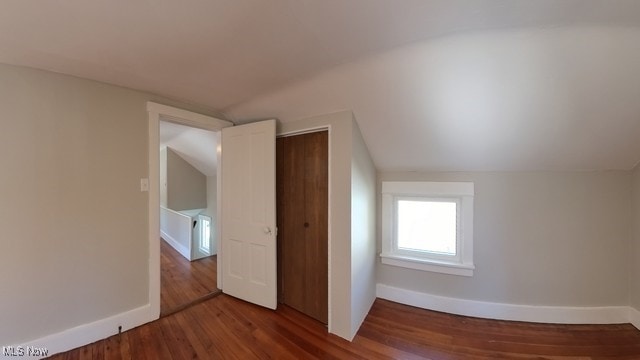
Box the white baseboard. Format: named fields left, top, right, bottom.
left=629, top=307, right=640, bottom=330
left=160, top=230, right=191, bottom=260
left=13, top=303, right=156, bottom=359
left=376, top=284, right=630, bottom=325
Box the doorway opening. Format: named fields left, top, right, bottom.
left=147, top=102, right=232, bottom=319
left=159, top=120, right=221, bottom=316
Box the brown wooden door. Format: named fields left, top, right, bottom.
left=276, top=131, right=328, bottom=324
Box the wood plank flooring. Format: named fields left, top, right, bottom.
left=48, top=295, right=640, bottom=359
left=160, top=238, right=219, bottom=316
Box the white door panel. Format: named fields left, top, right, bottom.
left=221, top=119, right=277, bottom=309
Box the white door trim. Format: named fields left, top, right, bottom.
left=146, top=102, right=232, bottom=318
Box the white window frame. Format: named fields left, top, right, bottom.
left=381, top=181, right=475, bottom=277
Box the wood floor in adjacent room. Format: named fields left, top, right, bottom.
left=48, top=294, right=640, bottom=359
left=160, top=238, right=219, bottom=316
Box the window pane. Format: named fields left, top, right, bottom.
left=200, top=218, right=210, bottom=252
left=397, top=200, right=457, bottom=255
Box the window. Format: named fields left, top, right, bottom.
left=199, top=216, right=211, bottom=254
left=381, top=181, right=474, bottom=276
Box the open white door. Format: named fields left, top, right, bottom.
left=220, top=119, right=277, bottom=309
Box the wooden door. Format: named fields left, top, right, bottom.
left=221, top=119, right=277, bottom=309
left=277, top=131, right=328, bottom=324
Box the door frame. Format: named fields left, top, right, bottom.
left=146, top=102, right=232, bottom=318
left=277, top=125, right=332, bottom=330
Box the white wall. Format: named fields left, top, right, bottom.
left=159, top=147, right=168, bottom=207
left=377, top=171, right=632, bottom=308
left=166, top=147, right=207, bottom=211
left=349, top=119, right=377, bottom=337
left=278, top=110, right=376, bottom=340
left=632, top=166, right=640, bottom=310
left=0, top=63, right=222, bottom=346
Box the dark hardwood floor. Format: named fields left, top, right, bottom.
left=48, top=294, right=640, bottom=359
left=160, top=238, right=219, bottom=316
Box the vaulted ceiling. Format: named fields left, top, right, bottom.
left=2, top=0, right=640, bottom=171
left=160, top=121, right=218, bottom=176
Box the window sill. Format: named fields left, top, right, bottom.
left=380, top=253, right=474, bottom=277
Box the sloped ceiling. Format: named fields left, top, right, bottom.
left=2, top=0, right=640, bottom=171
left=228, top=26, right=640, bottom=171
left=160, top=121, right=218, bottom=176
